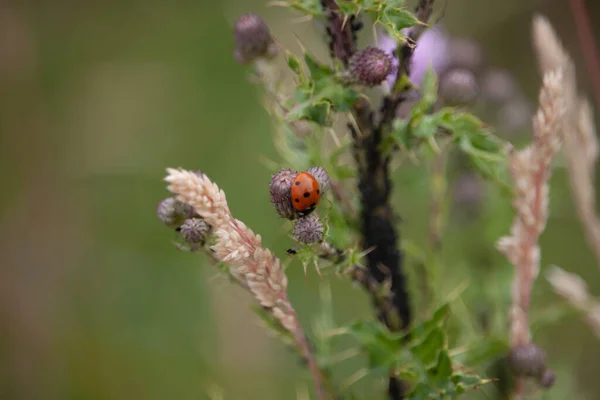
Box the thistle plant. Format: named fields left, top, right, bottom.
left=155, top=2, right=600, bottom=399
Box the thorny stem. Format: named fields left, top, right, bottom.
left=568, top=0, right=600, bottom=110
left=321, top=1, right=434, bottom=398
left=320, top=0, right=357, bottom=66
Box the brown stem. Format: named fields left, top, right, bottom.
left=568, top=0, right=600, bottom=109
left=290, top=310, right=330, bottom=400
left=320, top=1, right=422, bottom=398
left=320, top=0, right=357, bottom=65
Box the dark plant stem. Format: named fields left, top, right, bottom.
left=568, top=0, right=600, bottom=110
left=320, top=0, right=357, bottom=66
left=321, top=1, right=440, bottom=398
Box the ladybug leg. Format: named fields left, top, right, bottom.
left=286, top=248, right=298, bottom=255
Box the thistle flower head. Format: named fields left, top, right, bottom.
left=407, top=27, right=450, bottom=86
left=349, top=46, right=395, bottom=86
left=293, top=214, right=324, bottom=244
left=180, top=218, right=210, bottom=244
left=157, top=197, right=195, bottom=229
left=377, top=27, right=450, bottom=88
left=540, top=369, right=556, bottom=388
left=508, top=343, right=547, bottom=378
left=233, top=13, right=277, bottom=64
left=439, top=68, right=478, bottom=105
left=447, top=37, right=483, bottom=72
left=269, top=168, right=298, bottom=220
left=481, top=68, right=517, bottom=104
left=306, top=166, right=330, bottom=195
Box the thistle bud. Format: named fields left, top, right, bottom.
left=539, top=369, right=556, bottom=388
left=496, top=96, right=532, bottom=134
left=508, top=343, right=547, bottom=378
left=481, top=68, right=517, bottom=104
left=306, top=166, right=330, bottom=195
left=293, top=214, right=324, bottom=244
left=270, top=169, right=298, bottom=220
left=180, top=218, right=210, bottom=245
left=157, top=197, right=195, bottom=229
left=349, top=47, right=395, bottom=86
left=447, top=38, right=483, bottom=72
left=439, top=68, right=478, bottom=105
left=233, top=13, right=277, bottom=64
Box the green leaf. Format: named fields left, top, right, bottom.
left=304, top=53, right=332, bottom=82
left=412, top=115, right=439, bottom=139
left=412, top=304, right=450, bottom=337
left=412, top=69, right=438, bottom=115
left=433, top=351, right=453, bottom=380
left=459, top=337, right=509, bottom=366
left=334, top=1, right=420, bottom=42
left=452, top=374, right=492, bottom=394
left=385, top=118, right=410, bottom=152
left=273, top=0, right=323, bottom=16
left=411, top=327, right=445, bottom=366
left=339, top=303, right=492, bottom=398
left=286, top=51, right=304, bottom=79
left=346, top=320, right=404, bottom=373
left=380, top=7, right=421, bottom=37
left=286, top=53, right=360, bottom=125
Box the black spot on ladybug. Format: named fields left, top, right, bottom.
left=303, top=192, right=310, bottom=198
left=316, top=189, right=320, bottom=194
left=295, top=181, right=301, bottom=186
left=294, top=198, right=300, bottom=203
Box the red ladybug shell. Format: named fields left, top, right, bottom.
left=291, top=172, right=321, bottom=214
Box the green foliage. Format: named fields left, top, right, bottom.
left=327, top=305, right=491, bottom=398
left=286, top=52, right=361, bottom=125
left=335, top=0, right=421, bottom=41
left=385, top=70, right=511, bottom=192
left=272, top=0, right=324, bottom=16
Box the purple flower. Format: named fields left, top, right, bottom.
left=377, top=27, right=450, bottom=89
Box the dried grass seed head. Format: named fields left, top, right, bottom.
left=165, top=169, right=231, bottom=228
left=165, top=168, right=294, bottom=316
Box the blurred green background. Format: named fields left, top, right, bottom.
left=1, top=0, right=599, bottom=399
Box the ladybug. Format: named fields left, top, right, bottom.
left=291, top=172, right=321, bottom=215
